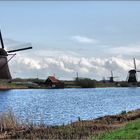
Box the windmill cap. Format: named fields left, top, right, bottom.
left=129, top=69, right=136, bottom=73
left=0, top=48, right=7, bottom=56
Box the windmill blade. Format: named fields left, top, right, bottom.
left=133, top=58, right=137, bottom=70
left=7, top=47, right=32, bottom=53
left=111, top=70, right=113, bottom=77
left=0, top=30, right=4, bottom=49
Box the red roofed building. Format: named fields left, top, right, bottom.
left=45, top=76, right=64, bottom=88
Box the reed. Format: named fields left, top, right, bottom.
left=0, top=109, right=139, bottom=139
left=0, top=110, right=19, bottom=132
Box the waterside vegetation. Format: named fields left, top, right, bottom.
left=96, top=118, right=140, bottom=140
left=0, top=78, right=140, bottom=89
left=0, top=109, right=140, bottom=139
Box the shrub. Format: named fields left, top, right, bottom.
left=75, top=78, right=96, bottom=88
left=120, top=110, right=127, bottom=115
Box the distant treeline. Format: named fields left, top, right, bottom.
left=75, top=78, right=96, bottom=88
left=9, top=78, right=140, bottom=89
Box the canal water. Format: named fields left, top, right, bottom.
left=0, top=88, right=140, bottom=125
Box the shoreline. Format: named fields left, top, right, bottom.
left=1, top=79, right=140, bottom=89
left=0, top=108, right=140, bottom=139
left=0, top=85, right=140, bottom=90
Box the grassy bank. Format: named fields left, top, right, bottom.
left=96, top=118, right=140, bottom=139
left=0, top=109, right=140, bottom=139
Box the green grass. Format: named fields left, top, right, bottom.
left=96, top=118, right=140, bottom=139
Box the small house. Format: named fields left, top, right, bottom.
left=45, top=76, right=64, bottom=88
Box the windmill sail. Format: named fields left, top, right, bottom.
left=7, top=47, right=32, bottom=53
left=134, top=58, right=136, bottom=70
left=111, top=71, right=113, bottom=77
left=0, top=30, right=4, bottom=49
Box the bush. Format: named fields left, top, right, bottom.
left=120, top=110, right=127, bottom=115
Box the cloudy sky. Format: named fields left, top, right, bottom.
left=0, top=1, right=140, bottom=80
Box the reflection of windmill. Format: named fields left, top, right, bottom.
left=127, top=58, right=140, bottom=83
left=108, top=70, right=118, bottom=83
left=0, top=30, right=32, bottom=79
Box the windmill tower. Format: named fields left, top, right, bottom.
left=0, top=30, right=32, bottom=79
left=108, top=70, right=118, bottom=83
left=127, top=58, right=140, bottom=83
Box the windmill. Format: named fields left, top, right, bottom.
left=127, top=58, right=140, bottom=83
left=0, top=30, right=32, bottom=79
left=108, top=70, right=118, bottom=83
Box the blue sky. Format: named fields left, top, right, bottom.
left=0, top=1, right=140, bottom=80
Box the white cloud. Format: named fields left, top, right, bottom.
left=71, top=35, right=98, bottom=44
left=9, top=50, right=140, bottom=81
left=4, top=38, right=140, bottom=81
